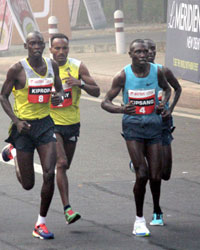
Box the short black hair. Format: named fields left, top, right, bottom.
left=129, top=39, right=145, bottom=50
left=50, top=33, right=69, bottom=46
left=144, top=38, right=156, bottom=48
left=144, top=38, right=154, bottom=43
left=26, top=31, right=43, bottom=43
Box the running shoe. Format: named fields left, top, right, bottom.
left=132, top=219, right=150, bottom=236
left=129, top=161, right=135, bottom=173
left=150, top=213, right=164, bottom=226
left=1, top=144, right=14, bottom=162
left=65, top=207, right=81, bottom=224
left=32, top=223, right=54, bottom=240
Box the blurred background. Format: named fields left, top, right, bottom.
left=74, top=0, right=168, bottom=29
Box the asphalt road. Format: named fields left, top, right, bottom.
left=0, top=96, right=200, bottom=250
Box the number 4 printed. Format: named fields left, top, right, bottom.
left=139, top=107, right=146, bottom=114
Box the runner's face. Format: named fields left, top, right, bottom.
left=129, top=42, right=148, bottom=65
left=26, top=34, right=45, bottom=58
left=50, top=38, right=69, bottom=66
left=146, top=41, right=156, bottom=63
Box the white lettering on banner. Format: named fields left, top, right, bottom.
left=168, top=1, right=200, bottom=33
left=168, top=1, right=200, bottom=51
left=187, top=36, right=200, bottom=50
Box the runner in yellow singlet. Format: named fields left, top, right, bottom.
left=50, top=33, right=100, bottom=224
left=0, top=31, right=64, bottom=240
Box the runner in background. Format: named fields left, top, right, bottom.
left=50, top=33, right=100, bottom=224
left=144, top=38, right=182, bottom=181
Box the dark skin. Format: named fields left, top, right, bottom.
left=145, top=39, right=182, bottom=180
left=50, top=38, right=100, bottom=97
left=101, top=43, right=170, bottom=115
left=50, top=37, right=100, bottom=208
left=146, top=39, right=182, bottom=118
left=101, top=41, right=171, bottom=217
left=0, top=32, right=64, bottom=217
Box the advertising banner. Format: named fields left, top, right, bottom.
left=68, top=0, right=80, bottom=27
left=165, top=0, right=200, bottom=83
left=0, top=0, right=13, bottom=51
left=7, top=0, right=39, bottom=42
left=83, top=0, right=106, bottom=29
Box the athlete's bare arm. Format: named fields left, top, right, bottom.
left=101, top=70, right=136, bottom=115
left=0, top=63, right=31, bottom=133
left=79, top=62, right=100, bottom=97
left=157, top=67, right=171, bottom=107
left=0, top=63, right=24, bottom=124
left=51, top=60, right=65, bottom=106
left=163, top=66, right=182, bottom=114
left=63, top=62, right=100, bottom=97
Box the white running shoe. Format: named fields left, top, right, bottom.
left=132, top=218, right=150, bottom=237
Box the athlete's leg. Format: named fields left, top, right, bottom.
left=55, top=133, right=76, bottom=207
left=126, top=140, right=148, bottom=217
left=146, top=143, right=162, bottom=214
left=15, top=150, right=35, bottom=190
left=37, top=141, right=56, bottom=217
left=56, top=133, right=80, bottom=224
left=161, top=117, right=174, bottom=181
left=162, top=144, right=172, bottom=181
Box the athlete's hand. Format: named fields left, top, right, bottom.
left=63, top=72, right=80, bottom=87
left=16, top=120, right=31, bottom=134
left=156, top=103, right=164, bottom=115
left=51, top=92, right=64, bottom=106
left=161, top=108, right=172, bottom=118
left=121, top=101, right=136, bottom=115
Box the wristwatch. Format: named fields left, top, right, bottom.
left=80, top=79, right=85, bottom=89
left=61, top=95, right=64, bottom=102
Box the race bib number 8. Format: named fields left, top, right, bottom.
left=28, top=78, right=53, bottom=103
left=128, top=89, right=155, bottom=115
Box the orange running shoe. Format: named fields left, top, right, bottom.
left=32, top=224, right=54, bottom=240
left=1, top=144, right=14, bottom=162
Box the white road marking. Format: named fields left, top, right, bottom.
left=0, top=155, right=43, bottom=174
left=173, top=112, right=200, bottom=120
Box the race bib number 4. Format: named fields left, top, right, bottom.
left=28, top=78, right=53, bottom=103
left=128, top=89, right=155, bottom=114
